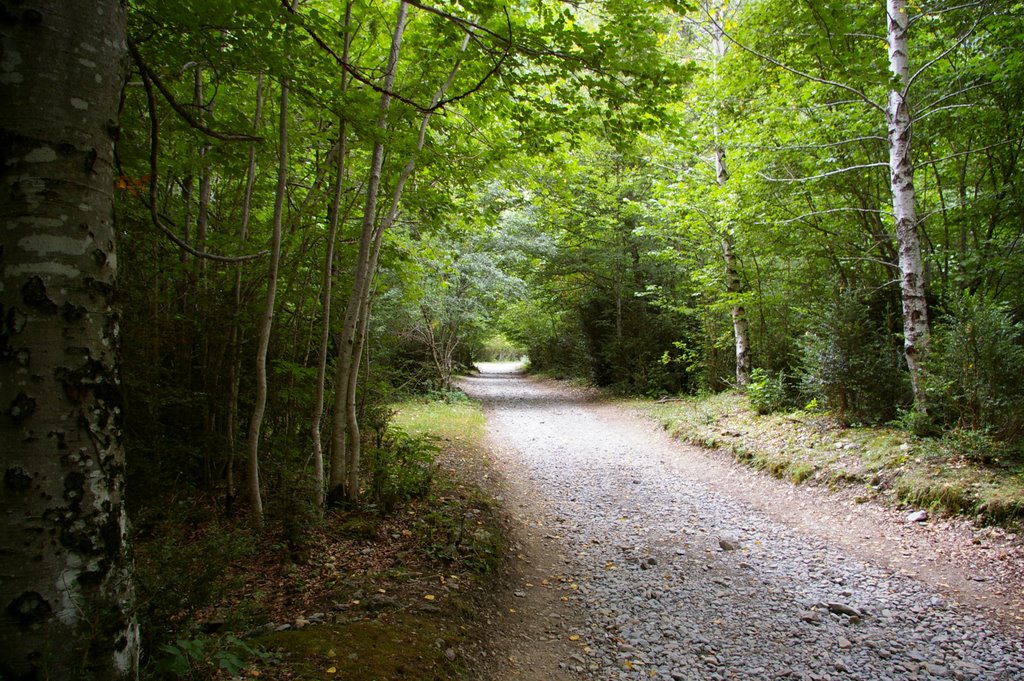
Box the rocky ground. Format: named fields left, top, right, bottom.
left=461, top=367, right=1024, bottom=681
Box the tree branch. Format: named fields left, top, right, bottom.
left=128, top=38, right=263, bottom=142
left=758, top=162, right=889, bottom=183
left=701, top=7, right=885, bottom=115
left=136, top=63, right=268, bottom=263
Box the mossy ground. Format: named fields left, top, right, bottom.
left=635, top=391, right=1024, bottom=528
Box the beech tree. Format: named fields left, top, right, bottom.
left=0, top=1, right=138, bottom=678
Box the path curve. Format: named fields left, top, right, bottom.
left=461, top=368, right=1023, bottom=681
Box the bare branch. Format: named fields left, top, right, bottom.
left=758, top=162, right=889, bottom=183
left=913, top=136, right=1024, bottom=171
left=917, top=81, right=993, bottom=117
left=136, top=62, right=268, bottom=263
left=128, top=39, right=263, bottom=142
left=771, top=206, right=891, bottom=225
left=701, top=7, right=885, bottom=114
left=905, top=7, right=987, bottom=94
left=734, top=136, right=887, bottom=152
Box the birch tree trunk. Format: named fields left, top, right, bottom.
left=0, top=1, right=139, bottom=677
left=245, top=57, right=291, bottom=525
left=886, top=0, right=930, bottom=412
left=710, top=7, right=751, bottom=387
left=713, top=142, right=751, bottom=387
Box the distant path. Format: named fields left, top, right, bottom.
left=461, top=368, right=1024, bottom=681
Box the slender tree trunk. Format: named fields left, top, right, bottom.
left=0, top=2, right=138, bottom=678
left=312, top=4, right=353, bottom=514
left=329, top=1, right=410, bottom=505
left=710, top=9, right=751, bottom=387
left=329, top=8, right=469, bottom=504
left=886, top=0, right=930, bottom=412
left=226, top=73, right=265, bottom=514
left=245, top=59, right=291, bottom=525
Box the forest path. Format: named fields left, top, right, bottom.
left=459, top=368, right=1024, bottom=681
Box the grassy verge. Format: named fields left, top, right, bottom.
left=136, top=396, right=503, bottom=680
left=633, top=391, right=1024, bottom=528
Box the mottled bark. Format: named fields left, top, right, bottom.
left=710, top=10, right=750, bottom=388
left=0, top=1, right=137, bottom=678
left=886, top=0, right=930, bottom=411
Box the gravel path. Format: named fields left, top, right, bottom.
left=461, top=368, right=1024, bottom=681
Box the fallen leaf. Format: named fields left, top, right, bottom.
left=569, top=634, right=580, bottom=641
left=423, top=594, right=436, bottom=601
left=326, top=667, right=337, bottom=674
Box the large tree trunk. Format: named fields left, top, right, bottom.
left=886, top=0, right=930, bottom=412
left=0, top=2, right=138, bottom=678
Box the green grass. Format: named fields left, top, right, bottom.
left=392, top=398, right=487, bottom=443
left=633, top=391, right=1024, bottom=528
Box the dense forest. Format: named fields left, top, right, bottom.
left=2, top=0, right=1023, bottom=678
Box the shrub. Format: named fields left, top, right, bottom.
left=746, top=367, right=792, bottom=414
left=798, top=292, right=909, bottom=424
left=367, top=429, right=439, bottom=515
left=926, top=292, right=1024, bottom=437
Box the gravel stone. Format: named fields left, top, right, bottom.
left=462, top=372, right=1024, bottom=680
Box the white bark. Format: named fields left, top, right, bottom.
left=0, top=2, right=138, bottom=677
left=887, top=0, right=930, bottom=411
left=710, top=7, right=751, bottom=387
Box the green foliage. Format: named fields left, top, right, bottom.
left=746, top=368, right=792, bottom=414
left=135, top=521, right=258, bottom=658
left=926, top=292, right=1024, bottom=437
left=367, top=429, right=439, bottom=516
left=797, top=292, right=909, bottom=424
left=154, top=634, right=273, bottom=680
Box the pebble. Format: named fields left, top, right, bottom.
left=461, top=374, right=1024, bottom=681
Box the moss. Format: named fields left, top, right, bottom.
left=255, top=612, right=468, bottom=680
left=337, top=516, right=381, bottom=541
left=634, top=391, right=1024, bottom=528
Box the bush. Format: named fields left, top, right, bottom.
left=926, top=292, right=1024, bottom=437
left=367, top=429, right=439, bottom=515
left=798, top=292, right=909, bottom=424
left=746, top=368, right=792, bottom=414
left=135, top=520, right=258, bottom=656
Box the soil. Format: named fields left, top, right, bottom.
left=463, top=365, right=1024, bottom=679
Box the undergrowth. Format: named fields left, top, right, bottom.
left=133, top=393, right=503, bottom=680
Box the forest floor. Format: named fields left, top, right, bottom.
left=164, top=369, right=1023, bottom=679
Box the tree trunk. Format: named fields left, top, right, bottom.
left=710, top=10, right=751, bottom=388
left=0, top=2, right=138, bottom=678
left=886, top=0, right=930, bottom=412
left=329, top=1, right=410, bottom=505
left=312, top=4, right=353, bottom=515
left=226, top=73, right=264, bottom=514
left=245, top=58, right=291, bottom=526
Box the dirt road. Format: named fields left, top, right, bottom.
left=461, top=366, right=1024, bottom=681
